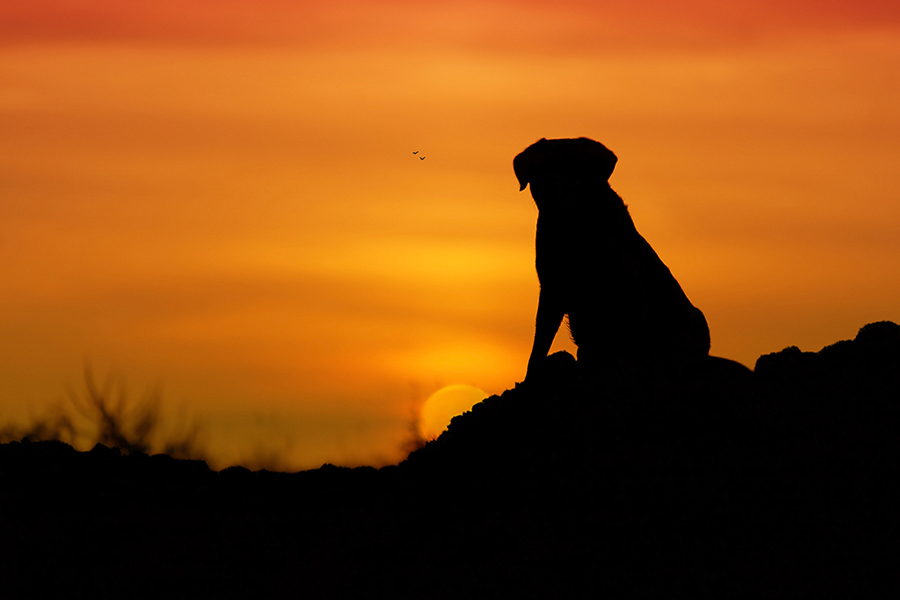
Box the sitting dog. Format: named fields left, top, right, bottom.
left=514, top=137, right=710, bottom=379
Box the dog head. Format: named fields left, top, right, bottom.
left=513, top=137, right=618, bottom=208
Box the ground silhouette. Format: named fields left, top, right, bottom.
left=2, top=321, right=899, bottom=598
left=514, top=137, right=710, bottom=381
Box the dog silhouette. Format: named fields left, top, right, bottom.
left=514, top=137, right=710, bottom=379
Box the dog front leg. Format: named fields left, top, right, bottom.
left=525, top=289, right=564, bottom=381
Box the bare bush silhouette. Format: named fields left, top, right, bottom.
left=402, top=407, right=427, bottom=455
left=0, top=403, right=77, bottom=447
left=1, top=365, right=204, bottom=460
left=67, top=366, right=161, bottom=453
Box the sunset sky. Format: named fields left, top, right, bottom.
left=2, top=1, right=899, bottom=470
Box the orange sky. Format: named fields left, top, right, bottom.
left=2, top=1, right=899, bottom=469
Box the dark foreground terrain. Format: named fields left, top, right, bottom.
left=2, top=322, right=899, bottom=598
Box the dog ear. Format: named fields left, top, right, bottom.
left=513, top=138, right=548, bottom=192
left=575, top=137, right=617, bottom=182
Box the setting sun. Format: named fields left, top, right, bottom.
left=419, top=384, right=487, bottom=441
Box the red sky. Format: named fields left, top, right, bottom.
left=4, top=1, right=900, bottom=45
left=2, top=0, right=899, bottom=469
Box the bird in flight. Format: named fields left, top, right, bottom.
left=412, top=151, right=419, bottom=154
left=419, top=156, right=426, bottom=160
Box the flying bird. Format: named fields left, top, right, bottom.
left=419, top=156, right=426, bottom=160
left=412, top=151, right=419, bottom=154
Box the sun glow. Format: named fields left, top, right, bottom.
left=419, top=384, right=487, bottom=441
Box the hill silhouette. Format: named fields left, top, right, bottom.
left=2, top=322, right=899, bottom=598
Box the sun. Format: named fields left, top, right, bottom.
left=419, top=384, right=487, bottom=441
